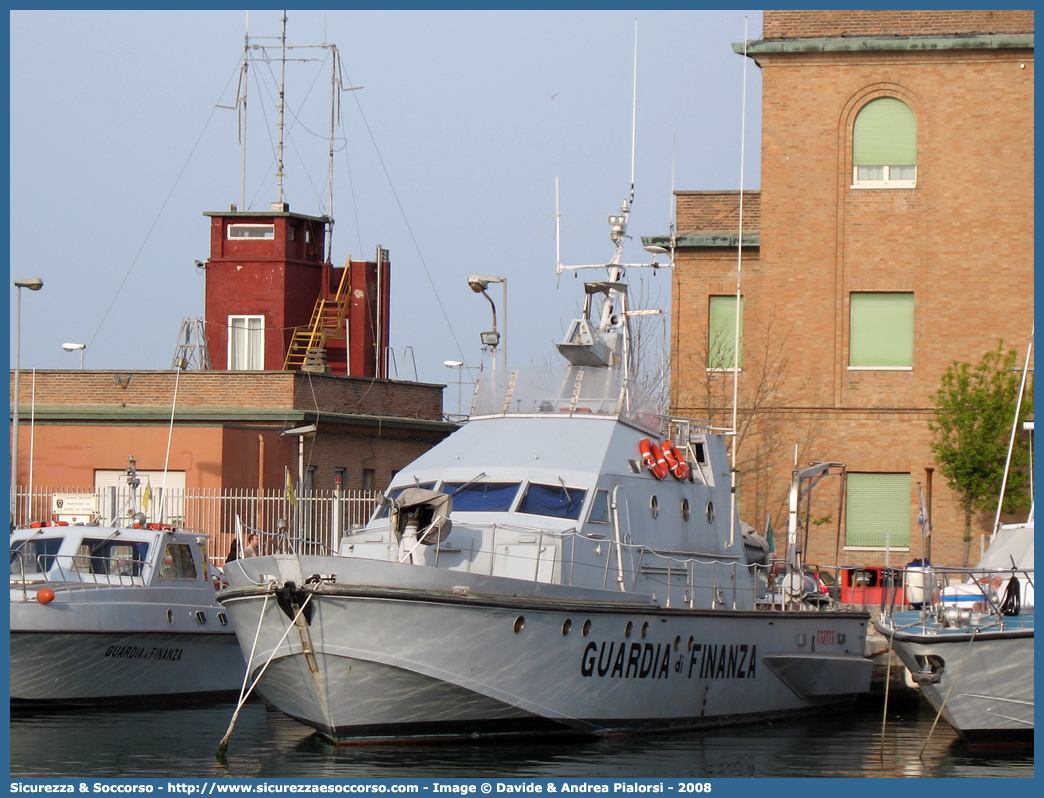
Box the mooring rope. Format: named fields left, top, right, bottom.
left=217, top=590, right=314, bottom=757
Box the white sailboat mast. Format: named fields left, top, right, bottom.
left=728, top=17, right=749, bottom=549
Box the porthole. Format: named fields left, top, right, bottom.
left=706, top=501, right=715, bottom=524
left=681, top=499, right=691, bottom=522
left=513, top=616, right=526, bottom=634
left=650, top=495, right=660, bottom=519
left=583, top=619, right=592, bottom=637
left=562, top=619, right=572, bottom=636
left=625, top=621, right=634, bottom=638
left=673, top=635, right=682, bottom=652
left=167, top=609, right=174, bottom=624
left=641, top=622, right=650, bottom=639
left=687, top=635, right=695, bottom=652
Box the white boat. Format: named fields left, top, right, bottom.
left=219, top=190, right=873, bottom=744
left=874, top=515, right=1034, bottom=747
left=10, top=519, right=245, bottom=706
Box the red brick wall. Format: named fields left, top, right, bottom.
left=10, top=371, right=443, bottom=420
left=675, top=191, right=760, bottom=235
left=763, top=10, right=1034, bottom=39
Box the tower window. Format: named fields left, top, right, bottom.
left=228, top=224, right=275, bottom=240
left=852, top=98, right=917, bottom=188
left=228, top=315, right=265, bottom=370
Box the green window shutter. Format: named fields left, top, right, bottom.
left=846, top=473, right=911, bottom=548
left=708, top=296, right=743, bottom=369
left=853, top=98, right=917, bottom=166
left=850, top=293, right=914, bottom=367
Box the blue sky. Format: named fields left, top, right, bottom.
left=9, top=9, right=762, bottom=390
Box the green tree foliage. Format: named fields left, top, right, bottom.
left=928, top=342, right=1032, bottom=566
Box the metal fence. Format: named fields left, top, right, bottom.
left=9, top=485, right=383, bottom=566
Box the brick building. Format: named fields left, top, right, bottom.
left=649, top=10, right=1034, bottom=571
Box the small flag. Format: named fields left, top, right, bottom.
left=142, top=478, right=153, bottom=515
left=917, top=483, right=931, bottom=539
left=285, top=466, right=296, bottom=508
left=765, top=514, right=775, bottom=554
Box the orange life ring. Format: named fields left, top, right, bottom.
left=661, top=440, right=690, bottom=481
left=639, top=438, right=669, bottom=480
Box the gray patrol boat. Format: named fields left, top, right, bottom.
left=220, top=196, right=872, bottom=743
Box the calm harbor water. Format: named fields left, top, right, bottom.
left=9, top=697, right=1031, bottom=780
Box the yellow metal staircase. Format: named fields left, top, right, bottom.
left=283, top=257, right=352, bottom=371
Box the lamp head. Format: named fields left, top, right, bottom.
left=443, top=360, right=463, bottom=368
left=468, top=276, right=489, bottom=293
left=14, top=277, right=43, bottom=291
left=62, top=343, right=86, bottom=352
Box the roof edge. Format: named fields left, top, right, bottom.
left=642, top=233, right=760, bottom=249
left=735, top=32, right=1034, bottom=57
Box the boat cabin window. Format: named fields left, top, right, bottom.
left=10, top=537, right=63, bottom=575
left=518, top=483, right=587, bottom=521
left=158, top=543, right=198, bottom=580
left=692, top=441, right=707, bottom=465
left=76, top=539, right=149, bottom=577
left=374, top=483, right=437, bottom=519
left=587, top=489, right=610, bottom=524
left=443, top=482, right=520, bottom=513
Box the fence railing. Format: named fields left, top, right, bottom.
left=9, top=486, right=383, bottom=566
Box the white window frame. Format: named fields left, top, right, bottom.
left=851, top=165, right=917, bottom=189
left=227, top=223, right=275, bottom=240
left=228, top=315, right=265, bottom=371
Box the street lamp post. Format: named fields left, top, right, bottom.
left=443, top=360, right=464, bottom=418
left=12, top=278, right=43, bottom=490
left=62, top=342, right=86, bottom=369
left=467, top=274, right=507, bottom=373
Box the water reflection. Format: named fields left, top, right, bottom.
left=10, top=699, right=1032, bottom=780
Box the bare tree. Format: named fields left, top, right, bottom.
left=673, top=309, right=825, bottom=534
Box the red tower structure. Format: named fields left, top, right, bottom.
left=202, top=202, right=390, bottom=377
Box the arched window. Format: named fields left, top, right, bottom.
left=852, top=97, right=917, bottom=188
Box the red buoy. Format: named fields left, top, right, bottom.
left=37, top=588, right=55, bottom=604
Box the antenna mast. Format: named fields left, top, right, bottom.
left=327, top=46, right=339, bottom=262
left=240, top=12, right=249, bottom=210
left=276, top=11, right=288, bottom=205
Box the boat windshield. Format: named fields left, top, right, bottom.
left=469, top=364, right=663, bottom=431
left=443, top=482, right=521, bottom=512
left=10, top=537, right=63, bottom=575
left=76, top=539, right=150, bottom=577
left=157, top=542, right=198, bottom=580
left=517, top=483, right=587, bottom=521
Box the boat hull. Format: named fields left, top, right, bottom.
left=10, top=629, right=244, bottom=706
left=221, top=556, right=872, bottom=743
left=877, top=616, right=1034, bottom=747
